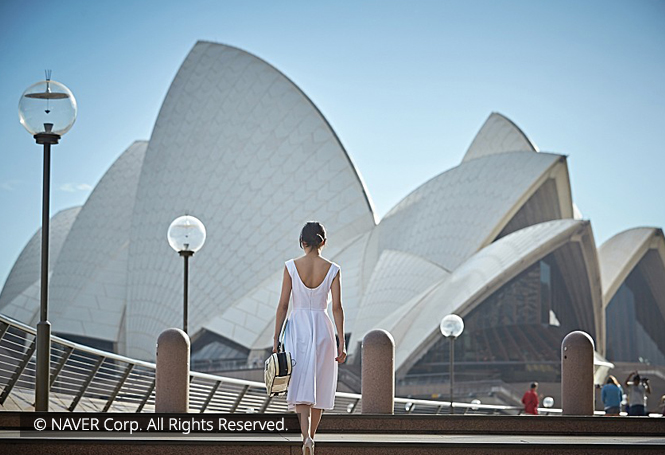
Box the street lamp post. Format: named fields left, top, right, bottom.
left=167, top=215, right=206, bottom=334
left=18, top=72, right=77, bottom=412
left=440, top=314, right=464, bottom=415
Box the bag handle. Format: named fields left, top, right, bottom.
left=277, top=318, right=288, bottom=353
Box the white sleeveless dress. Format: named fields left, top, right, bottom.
left=283, top=259, right=340, bottom=411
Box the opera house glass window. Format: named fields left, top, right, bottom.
left=605, top=255, right=665, bottom=366
left=405, top=256, right=581, bottom=384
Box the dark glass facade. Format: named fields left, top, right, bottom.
left=405, top=254, right=587, bottom=384
left=191, top=329, right=250, bottom=372
left=605, top=261, right=665, bottom=366
left=56, top=333, right=115, bottom=353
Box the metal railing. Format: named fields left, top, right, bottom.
left=0, top=313, right=538, bottom=415
left=191, top=357, right=253, bottom=373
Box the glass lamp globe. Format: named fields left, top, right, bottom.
left=440, top=314, right=464, bottom=338
left=543, top=397, right=554, bottom=408
left=19, top=79, right=77, bottom=136
left=167, top=215, right=206, bottom=253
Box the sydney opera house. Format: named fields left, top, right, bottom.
left=1, top=41, right=663, bottom=398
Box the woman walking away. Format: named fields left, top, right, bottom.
left=601, top=375, right=623, bottom=416
left=272, top=222, right=347, bottom=455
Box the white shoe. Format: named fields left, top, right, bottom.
left=302, top=437, right=314, bottom=455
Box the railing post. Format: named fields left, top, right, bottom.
left=103, top=363, right=134, bottom=412
left=155, top=328, right=190, bottom=413
left=259, top=394, right=273, bottom=412
left=230, top=384, right=250, bottom=413
left=361, top=329, right=394, bottom=414
left=136, top=379, right=155, bottom=413
left=561, top=331, right=594, bottom=416
left=69, top=356, right=105, bottom=411
left=0, top=338, right=37, bottom=405
left=49, top=345, right=74, bottom=389
left=347, top=398, right=360, bottom=414
left=199, top=380, right=222, bottom=413
left=0, top=322, right=9, bottom=340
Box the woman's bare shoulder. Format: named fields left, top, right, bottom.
left=293, top=256, right=332, bottom=266
left=320, top=257, right=333, bottom=266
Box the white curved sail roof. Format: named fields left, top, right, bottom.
left=123, top=41, right=376, bottom=359
left=3, top=39, right=659, bottom=374
left=373, top=151, right=570, bottom=273
left=47, top=141, right=148, bottom=342
left=0, top=42, right=377, bottom=360
left=203, top=268, right=283, bottom=349
left=347, top=249, right=449, bottom=354
left=598, top=227, right=665, bottom=307
left=0, top=275, right=43, bottom=326
left=378, top=219, right=601, bottom=375
left=0, top=206, right=81, bottom=324
left=463, top=112, right=539, bottom=163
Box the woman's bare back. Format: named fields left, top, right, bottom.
left=293, top=256, right=333, bottom=289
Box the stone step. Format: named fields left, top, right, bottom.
left=318, top=414, right=665, bottom=436
left=3, top=412, right=663, bottom=436
left=2, top=412, right=664, bottom=454
left=1, top=432, right=664, bottom=455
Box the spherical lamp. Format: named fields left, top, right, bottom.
left=440, top=314, right=464, bottom=414
left=19, top=72, right=77, bottom=412
left=167, top=215, right=206, bottom=254
left=440, top=314, right=464, bottom=338
left=167, top=215, right=206, bottom=334
left=19, top=76, right=77, bottom=138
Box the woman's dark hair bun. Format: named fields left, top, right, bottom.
left=299, top=221, right=326, bottom=249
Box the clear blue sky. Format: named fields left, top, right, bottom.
left=1, top=0, right=663, bottom=286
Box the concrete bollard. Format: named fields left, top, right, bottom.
left=561, top=331, right=595, bottom=416
left=361, top=329, right=395, bottom=414
left=155, top=328, right=190, bottom=413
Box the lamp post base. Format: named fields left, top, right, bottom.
left=35, top=320, right=51, bottom=412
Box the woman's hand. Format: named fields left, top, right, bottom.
left=335, top=341, right=347, bottom=363
left=273, top=338, right=279, bottom=354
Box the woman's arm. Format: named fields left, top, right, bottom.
left=331, top=269, right=346, bottom=363
left=272, top=266, right=292, bottom=353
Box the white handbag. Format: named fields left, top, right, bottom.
left=264, top=320, right=296, bottom=397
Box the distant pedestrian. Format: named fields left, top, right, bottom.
left=522, top=382, right=539, bottom=415
left=625, top=371, right=651, bottom=416
left=601, top=375, right=623, bottom=416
